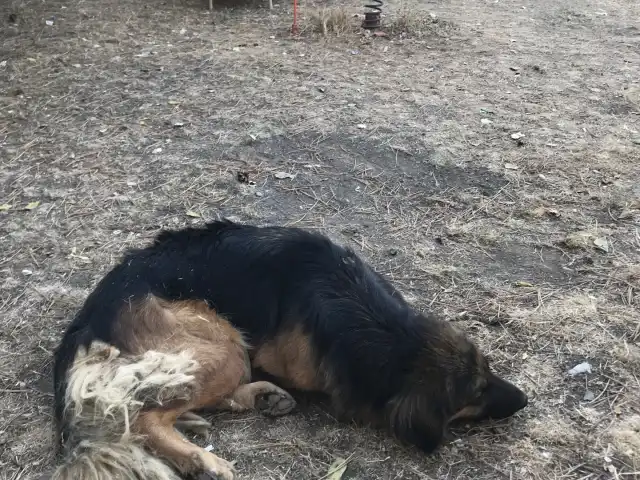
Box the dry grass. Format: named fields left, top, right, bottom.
left=1, top=0, right=640, bottom=478
left=303, top=7, right=356, bottom=36
left=387, top=2, right=457, bottom=38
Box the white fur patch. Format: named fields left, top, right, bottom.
left=65, top=341, right=199, bottom=440
left=51, top=440, right=180, bottom=480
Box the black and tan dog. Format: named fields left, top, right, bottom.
left=52, top=220, right=528, bottom=479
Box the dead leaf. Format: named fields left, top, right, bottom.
left=504, top=163, right=519, bottom=170
left=593, top=237, right=609, bottom=253
left=24, top=201, right=40, bottom=210
left=274, top=172, right=295, bottom=180
left=0, top=204, right=11, bottom=211
left=325, top=457, right=347, bottom=480
left=532, top=206, right=560, bottom=218
left=564, top=231, right=593, bottom=249
left=186, top=210, right=201, bottom=218
left=515, top=281, right=534, bottom=287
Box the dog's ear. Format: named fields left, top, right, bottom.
left=386, top=389, right=447, bottom=453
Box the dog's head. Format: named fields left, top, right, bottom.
left=445, top=346, right=528, bottom=424
left=387, top=318, right=527, bottom=453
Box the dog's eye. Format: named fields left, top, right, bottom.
left=474, top=380, right=488, bottom=399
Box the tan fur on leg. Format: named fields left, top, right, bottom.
left=118, top=296, right=251, bottom=478
left=136, top=409, right=235, bottom=480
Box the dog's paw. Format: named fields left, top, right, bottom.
left=255, top=391, right=296, bottom=417
left=196, top=456, right=236, bottom=480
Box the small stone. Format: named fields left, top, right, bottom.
left=583, top=390, right=595, bottom=401
left=593, top=237, right=609, bottom=253
left=568, top=362, right=592, bottom=376
left=274, top=172, right=295, bottom=180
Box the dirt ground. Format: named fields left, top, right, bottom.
left=1, top=0, right=639, bottom=478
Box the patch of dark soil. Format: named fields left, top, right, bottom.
left=472, top=243, right=574, bottom=286
left=253, top=133, right=508, bottom=197
left=222, top=132, right=510, bottom=233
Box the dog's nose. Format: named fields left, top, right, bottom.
left=519, top=391, right=528, bottom=409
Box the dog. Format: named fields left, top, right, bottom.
left=52, top=220, right=528, bottom=479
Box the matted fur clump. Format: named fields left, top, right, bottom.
left=52, top=341, right=200, bottom=479
left=64, top=341, right=199, bottom=442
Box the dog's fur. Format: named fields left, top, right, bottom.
left=52, top=295, right=296, bottom=480
left=52, top=220, right=528, bottom=478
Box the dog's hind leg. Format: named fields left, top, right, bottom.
left=136, top=407, right=235, bottom=480
left=115, top=296, right=256, bottom=479
left=218, top=381, right=296, bottom=417
left=131, top=335, right=246, bottom=479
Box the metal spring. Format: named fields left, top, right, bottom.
left=362, top=0, right=383, bottom=29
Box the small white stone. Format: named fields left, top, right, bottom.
left=568, top=362, right=592, bottom=376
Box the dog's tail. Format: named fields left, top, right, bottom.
left=51, top=339, right=200, bottom=480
